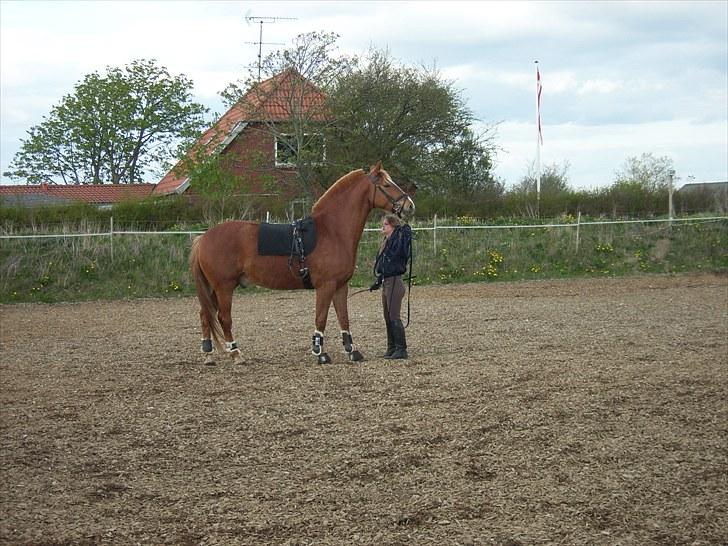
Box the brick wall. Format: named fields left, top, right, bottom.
left=222, top=123, right=301, bottom=200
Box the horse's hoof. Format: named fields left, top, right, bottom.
left=231, top=351, right=245, bottom=365
left=348, top=350, right=364, bottom=362
left=204, top=354, right=216, bottom=366
left=317, top=353, right=332, bottom=365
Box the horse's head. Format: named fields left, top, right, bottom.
left=367, top=161, right=415, bottom=219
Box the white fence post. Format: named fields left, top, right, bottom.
left=668, top=170, right=675, bottom=227
left=433, top=213, right=438, bottom=254
left=110, top=216, right=114, bottom=261
left=576, top=211, right=581, bottom=253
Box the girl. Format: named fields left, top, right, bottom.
left=370, top=213, right=412, bottom=359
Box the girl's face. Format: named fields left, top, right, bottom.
left=382, top=218, right=395, bottom=238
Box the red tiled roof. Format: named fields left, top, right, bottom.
left=0, top=183, right=155, bottom=205
left=154, top=68, right=328, bottom=196
left=238, top=67, right=328, bottom=122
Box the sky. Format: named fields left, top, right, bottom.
left=1, top=0, right=726, bottom=190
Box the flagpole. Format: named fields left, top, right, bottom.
left=535, top=60, right=542, bottom=217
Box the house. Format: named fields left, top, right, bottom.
left=677, top=181, right=728, bottom=213
left=153, top=68, right=328, bottom=201
left=677, top=181, right=727, bottom=195
left=0, top=182, right=155, bottom=208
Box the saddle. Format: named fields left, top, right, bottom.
left=258, top=217, right=317, bottom=288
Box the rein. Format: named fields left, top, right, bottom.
left=403, top=236, right=414, bottom=327
left=348, top=287, right=371, bottom=298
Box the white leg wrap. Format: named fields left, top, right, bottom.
left=225, top=341, right=240, bottom=353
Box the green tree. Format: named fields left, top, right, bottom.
left=614, top=152, right=675, bottom=191
left=422, top=127, right=503, bottom=198
left=322, top=49, right=499, bottom=196
left=5, top=59, right=208, bottom=185
left=507, top=161, right=573, bottom=218
left=514, top=161, right=572, bottom=195
left=604, top=153, right=675, bottom=216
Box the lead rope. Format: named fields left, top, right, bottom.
left=404, top=232, right=414, bottom=328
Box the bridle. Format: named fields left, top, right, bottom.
left=368, top=172, right=412, bottom=217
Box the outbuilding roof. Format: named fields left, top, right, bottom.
left=677, top=181, right=727, bottom=193
left=0, top=183, right=155, bottom=207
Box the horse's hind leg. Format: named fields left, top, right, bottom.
left=332, top=284, right=364, bottom=363
left=216, top=284, right=244, bottom=365
left=198, top=288, right=220, bottom=365
left=199, top=309, right=216, bottom=366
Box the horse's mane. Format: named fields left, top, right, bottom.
left=312, top=169, right=365, bottom=213
left=312, top=167, right=392, bottom=213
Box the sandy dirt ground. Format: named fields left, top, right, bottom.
left=1, top=273, right=727, bottom=546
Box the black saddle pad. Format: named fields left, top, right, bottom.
left=257, top=217, right=317, bottom=256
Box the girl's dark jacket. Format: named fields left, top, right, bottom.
left=374, top=224, right=412, bottom=280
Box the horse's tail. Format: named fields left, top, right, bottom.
left=189, top=235, right=224, bottom=349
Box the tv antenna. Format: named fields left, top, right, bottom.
left=245, top=14, right=297, bottom=80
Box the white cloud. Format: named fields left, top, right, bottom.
left=545, top=72, right=579, bottom=94
left=578, top=78, right=622, bottom=95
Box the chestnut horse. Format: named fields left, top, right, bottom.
left=189, top=161, right=415, bottom=365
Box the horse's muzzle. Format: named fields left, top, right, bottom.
left=397, top=199, right=415, bottom=219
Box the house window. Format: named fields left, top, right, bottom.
left=275, top=133, right=325, bottom=167
left=275, top=134, right=296, bottom=167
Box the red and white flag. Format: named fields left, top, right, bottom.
left=537, top=65, right=543, bottom=145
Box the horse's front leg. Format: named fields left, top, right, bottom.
left=312, top=282, right=336, bottom=364
left=332, top=284, right=364, bottom=363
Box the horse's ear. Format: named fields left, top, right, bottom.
left=369, top=160, right=382, bottom=177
